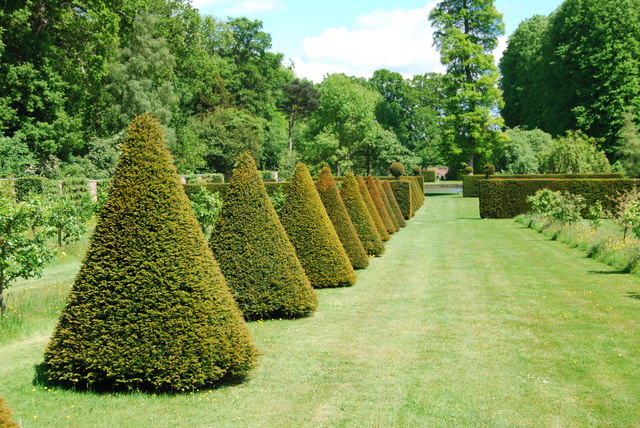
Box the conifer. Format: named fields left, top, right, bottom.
left=280, top=164, right=356, bottom=287
left=376, top=178, right=400, bottom=231
left=0, top=399, right=18, bottom=428
left=382, top=180, right=407, bottom=228
left=340, top=173, right=385, bottom=256
left=44, top=114, right=257, bottom=392
left=357, top=176, right=390, bottom=241
left=316, top=167, right=369, bottom=269
left=366, top=175, right=396, bottom=234
left=209, top=153, right=317, bottom=320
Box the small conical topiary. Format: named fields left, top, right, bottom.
left=209, top=153, right=317, bottom=320
left=44, top=114, right=257, bottom=392
left=382, top=180, right=407, bottom=228
left=0, top=398, right=19, bottom=428
left=316, top=167, right=369, bottom=269
left=375, top=178, right=400, bottom=231
left=366, top=175, right=396, bottom=234
left=340, top=173, right=385, bottom=256
left=357, top=176, right=390, bottom=241
left=280, top=163, right=356, bottom=288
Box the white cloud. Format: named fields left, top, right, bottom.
left=295, top=2, right=443, bottom=82
left=191, top=0, right=284, bottom=15
left=493, top=35, right=509, bottom=66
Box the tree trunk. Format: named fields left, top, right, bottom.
left=288, top=115, right=294, bottom=154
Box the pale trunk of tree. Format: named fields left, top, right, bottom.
left=288, top=115, right=294, bottom=154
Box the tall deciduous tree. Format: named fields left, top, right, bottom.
left=282, top=78, right=320, bottom=154
left=429, top=0, right=507, bottom=169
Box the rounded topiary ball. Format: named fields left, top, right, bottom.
left=412, top=166, right=422, bottom=175
left=389, top=162, right=405, bottom=178
left=484, top=164, right=496, bottom=176
left=464, top=166, right=474, bottom=174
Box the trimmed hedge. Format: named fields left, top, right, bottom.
left=209, top=153, right=317, bottom=320
left=390, top=181, right=413, bottom=219
left=403, top=176, right=423, bottom=210
left=184, top=173, right=224, bottom=183
left=366, top=175, right=396, bottom=234
left=423, top=170, right=437, bottom=182
left=44, top=114, right=257, bottom=392
left=464, top=173, right=624, bottom=198
left=0, top=398, right=18, bottom=428
left=376, top=178, right=400, bottom=231
left=316, top=167, right=369, bottom=269
left=340, top=172, right=385, bottom=256
left=14, top=176, right=54, bottom=200
left=382, top=180, right=407, bottom=228
left=479, top=178, right=640, bottom=218
left=280, top=163, right=356, bottom=288
left=184, top=182, right=288, bottom=199
left=357, top=176, right=390, bottom=241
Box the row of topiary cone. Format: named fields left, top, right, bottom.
left=42, top=114, right=424, bottom=393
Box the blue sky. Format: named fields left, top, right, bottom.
left=192, top=0, right=563, bottom=81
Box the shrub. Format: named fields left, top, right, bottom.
left=0, top=398, right=18, bottom=428
left=269, top=185, right=286, bottom=213
left=366, top=175, right=396, bottom=234
left=209, top=153, right=317, bottom=320
left=382, top=180, right=407, bottom=228
left=375, top=178, right=400, bottom=231
left=550, top=192, right=585, bottom=224
left=389, top=162, right=405, bottom=178
left=479, top=178, right=640, bottom=218
left=280, top=163, right=356, bottom=288
left=340, top=172, right=385, bottom=256
left=483, top=164, right=496, bottom=178
left=44, top=114, right=258, bottom=392
left=188, top=186, right=223, bottom=238
left=261, top=171, right=276, bottom=182
left=201, top=173, right=224, bottom=183
left=14, top=176, right=54, bottom=200
left=316, top=167, right=369, bottom=269
left=611, top=187, right=640, bottom=241
left=586, top=201, right=604, bottom=230
left=464, top=166, right=474, bottom=174
left=412, top=166, right=422, bottom=175
left=527, top=189, right=561, bottom=216
left=389, top=180, right=413, bottom=219
left=423, top=170, right=437, bottom=182
left=357, top=176, right=390, bottom=241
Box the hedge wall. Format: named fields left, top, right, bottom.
left=464, top=173, right=624, bottom=198
left=479, top=178, right=640, bottom=219
left=184, top=182, right=288, bottom=198
left=423, top=170, right=437, bottom=182
left=389, top=181, right=413, bottom=219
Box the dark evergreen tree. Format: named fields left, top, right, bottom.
left=376, top=178, right=400, bottom=231
left=382, top=180, right=407, bottom=228
left=44, top=114, right=257, bottom=392
left=357, top=176, right=390, bottom=241
left=340, top=173, right=385, bottom=256
left=366, top=175, right=396, bottom=234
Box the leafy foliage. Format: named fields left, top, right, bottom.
left=615, top=112, right=640, bottom=177
left=44, top=114, right=257, bottom=391
left=280, top=164, right=356, bottom=288
left=188, top=186, right=223, bottom=239
left=316, top=167, right=369, bottom=269
left=501, top=128, right=554, bottom=174
left=339, top=173, right=385, bottom=256
left=542, top=131, right=611, bottom=174
left=209, top=153, right=317, bottom=320
left=389, top=162, right=405, bottom=178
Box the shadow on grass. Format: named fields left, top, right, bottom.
left=588, top=270, right=628, bottom=275
left=33, top=363, right=249, bottom=395
left=626, top=292, right=640, bottom=300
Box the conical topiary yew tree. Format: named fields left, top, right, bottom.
left=280, top=163, right=356, bottom=288
left=0, top=398, right=18, bottom=428
left=366, top=175, right=396, bottom=234
left=375, top=178, right=400, bottom=231
left=209, top=153, right=317, bottom=320
left=382, top=180, right=407, bottom=228
left=357, top=176, right=390, bottom=241
left=44, top=114, right=257, bottom=392
left=316, top=167, right=369, bottom=269
left=340, top=173, right=385, bottom=256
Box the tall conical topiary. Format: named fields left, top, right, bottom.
left=382, top=180, right=407, bottom=228
left=209, top=153, right=317, bottom=320
left=280, top=163, right=356, bottom=288
left=0, top=399, right=18, bottom=428
left=357, top=176, right=390, bottom=241
left=340, top=173, right=385, bottom=256
left=316, top=167, right=369, bottom=269
left=366, top=175, right=396, bottom=234
left=44, top=114, right=257, bottom=392
left=375, top=178, right=400, bottom=231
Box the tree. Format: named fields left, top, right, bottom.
left=356, top=176, right=390, bottom=242
left=429, top=0, right=508, bottom=168
left=282, top=78, right=320, bottom=154
left=501, top=127, right=554, bottom=174
left=44, top=114, right=257, bottom=391
left=366, top=175, right=396, bottom=235
left=542, top=130, right=611, bottom=174
left=615, top=112, right=640, bottom=177
left=0, top=195, right=56, bottom=315
left=279, top=163, right=356, bottom=288
left=340, top=173, right=385, bottom=256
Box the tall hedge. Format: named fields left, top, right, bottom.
left=209, top=153, right=317, bottom=319
left=44, top=114, right=257, bottom=392
left=390, top=180, right=413, bottom=219
left=0, top=398, right=18, bottom=428
left=463, top=173, right=625, bottom=197
left=366, top=175, right=396, bottom=234
left=316, top=167, right=369, bottom=269
left=340, top=172, right=385, bottom=256
left=280, top=164, right=356, bottom=288
left=376, top=178, right=401, bottom=230
left=479, top=178, right=640, bottom=218
left=357, top=176, right=390, bottom=241
left=423, top=170, right=437, bottom=182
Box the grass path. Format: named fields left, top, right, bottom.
left=2, top=195, right=639, bottom=427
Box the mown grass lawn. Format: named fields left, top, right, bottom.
left=1, top=194, right=639, bottom=427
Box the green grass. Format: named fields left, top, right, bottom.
left=1, top=195, right=639, bottom=427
